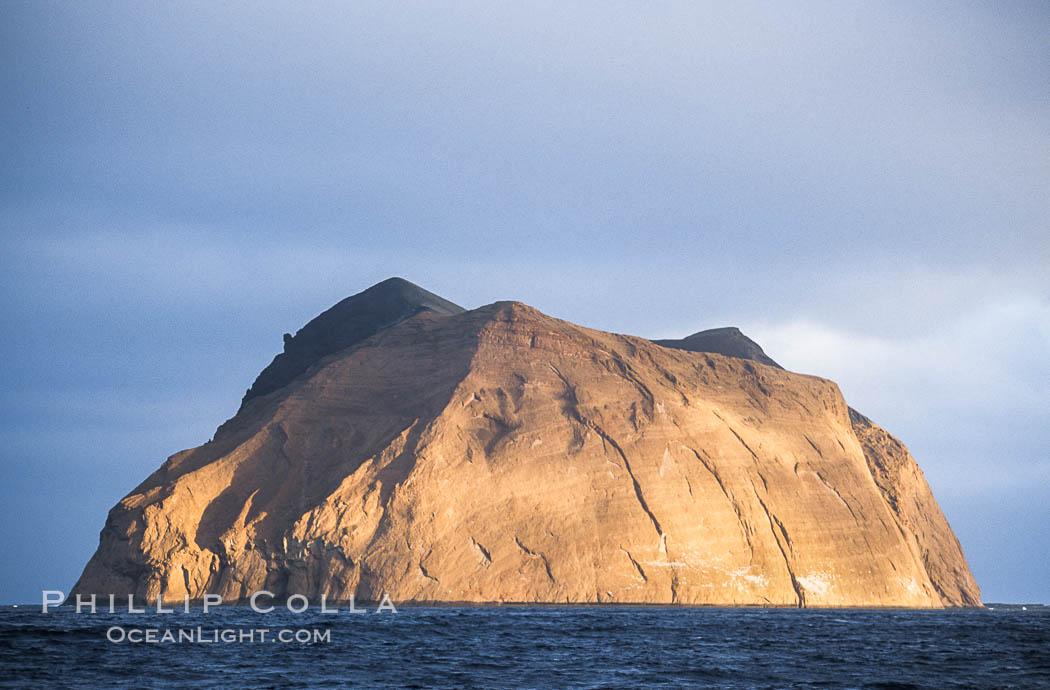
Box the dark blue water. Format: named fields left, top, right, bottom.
left=1, top=605, right=1048, bottom=688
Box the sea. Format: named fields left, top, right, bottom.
left=1, top=604, right=1047, bottom=688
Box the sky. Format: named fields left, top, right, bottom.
left=1, top=1, right=1047, bottom=604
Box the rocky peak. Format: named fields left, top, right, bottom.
left=654, top=326, right=781, bottom=368
left=241, top=277, right=466, bottom=405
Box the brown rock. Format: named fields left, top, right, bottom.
left=71, top=282, right=980, bottom=607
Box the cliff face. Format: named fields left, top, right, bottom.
left=72, top=282, right=980, bottom=607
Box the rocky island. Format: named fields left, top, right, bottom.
left=71, top=278, right=980, bottom=607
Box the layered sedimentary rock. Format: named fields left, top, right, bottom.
left=72, top=279, right=980, bottom=607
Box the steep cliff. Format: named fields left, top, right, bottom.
left=72, top=281, right=980, bottom=607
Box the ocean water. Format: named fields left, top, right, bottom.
left=1, top=605, right=1047, bottom=688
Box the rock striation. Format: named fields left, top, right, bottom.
left=72, top=279, right=980, bottom=607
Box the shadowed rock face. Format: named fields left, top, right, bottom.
left=72, top=281, right=980, bottom=607
left=241, top=277, right=465, bottom=404
left=655, top=327, right=781, bottom=368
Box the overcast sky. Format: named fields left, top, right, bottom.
left=2, top=1, right=1047, bottom=604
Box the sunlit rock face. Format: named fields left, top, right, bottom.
left=72, top=280, right=980, bottom=607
